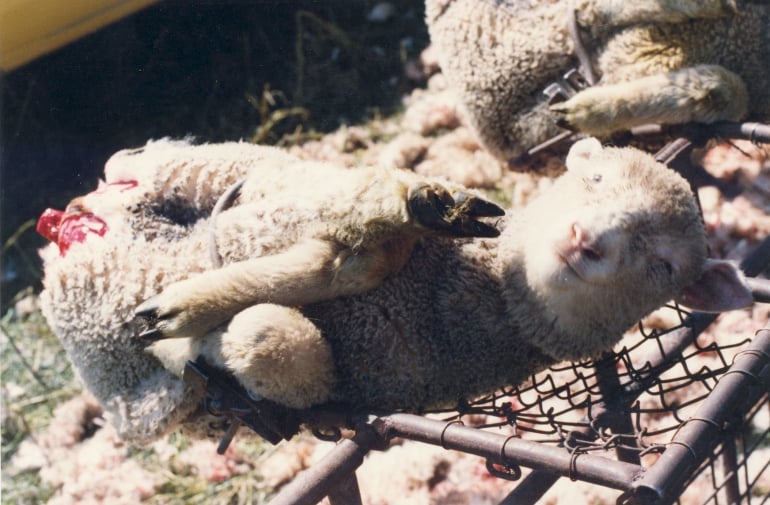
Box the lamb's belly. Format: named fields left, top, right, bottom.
left=303, top=289, right=449, bottom=410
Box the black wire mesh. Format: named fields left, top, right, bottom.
left=420, top=303, right=768, bottom=505
left=438, top=307, right=749, bottom=443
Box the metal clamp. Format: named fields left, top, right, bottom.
left=542, top=67, right=592, bottom=105
left=183, top=357, right=301, bottom=452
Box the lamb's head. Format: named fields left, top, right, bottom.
left=519, top=138, right=752, bottom=360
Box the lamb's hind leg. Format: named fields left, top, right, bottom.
left=136, top=182, right=503, bottom=340
left=148, top=304, right=335, bottom=409
left=136, top=237, right=386, bottom=340
left=550, top=65, right=749, bottom=136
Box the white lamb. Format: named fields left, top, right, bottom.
left=425, top=0, right=770, bottom=161
left=38, top=138, right=752, bottom=443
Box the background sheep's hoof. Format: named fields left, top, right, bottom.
left=407, top=182, right=504, bottom=238
left=549, top=96, right=596, bottom=133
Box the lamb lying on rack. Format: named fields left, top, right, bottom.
left=38, top=138, right=753, bottom=444
left=425, top=0, right=770, bottom=161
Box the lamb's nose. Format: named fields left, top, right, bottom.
left=571, top=223, right=602, bottom=261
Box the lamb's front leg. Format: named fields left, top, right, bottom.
left=148, top=304, right=335, bottom=409
left=550, top=65, right=748, bottom=136
left=136, top=237, right=381, bottom=340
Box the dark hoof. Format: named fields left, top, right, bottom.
left=138, top=327, right=165, bottom=343
left=549, top=103, right=579, bottom=132
left=408, top=183, right=504, bottom=238
left=135, top=298, right=160, bottom=319
left=135, top=296, right=172, bottom=341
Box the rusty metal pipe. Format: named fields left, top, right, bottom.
left=499, top=470, right=560, bottom=505
left=327, top=473, right=364, bottom=505
left=268, top=424, right=380, bottom=505
left=626, top=325, right=770, bottom=505
left=710, top=121, right=770, bottom=144
left=594, top=353, right=642, bottom=465
left=380, top=413, right=643, bottom=491
left=718, top=436, right=741, bottom=505
left=747, top=277, right=770, bottom=304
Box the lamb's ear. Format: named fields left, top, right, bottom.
left=675, top=259, right=754, bottom=312
left=565, top=137, right=603, bottom=172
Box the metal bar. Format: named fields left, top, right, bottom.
left=631, top=122, right=770, bottom=145
left=654, top=137, right=692, bottom=165
left=379, top=413, right=643, bottom=491
left=748, top=277, right=770, bottom=304
left=625, top=325, right=770, bottom=505
left=327, top=472, right=364, bottom=505
left=719, top=435, right=741, bottom=505
left=498, top=471, right=560, bottom=505
left=709, top=121, right=770, bottom=144
left=594, top=353, right=642, bottom=465
left=268, top=424, right=381, bottom=505
left=739, top=236, right=770, bottom=277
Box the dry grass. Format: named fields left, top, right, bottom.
left=2, top=298, right=79, bottom=504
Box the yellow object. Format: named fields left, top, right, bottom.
left=0, top=0, right=158, bottom=72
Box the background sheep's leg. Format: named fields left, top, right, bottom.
left=424, top=0, right=576, bottom=160
left=137, top=237, right=413, bottom=340
left=551, top=65, right=748, bottom=135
